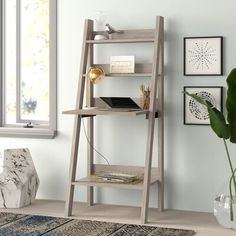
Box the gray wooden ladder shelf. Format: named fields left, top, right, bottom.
left=63, top=16, right=164, bottom=224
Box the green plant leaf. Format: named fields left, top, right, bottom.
left=183, top=91, right=209, bottom=106
left=226, top=68, right=236, bottom=143
left=207, top=105, right=230, bottom=139
left=184, top=92, right=230, bottom=139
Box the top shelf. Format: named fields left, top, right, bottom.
left=86, top=38, right=155, bottom=44
left=88, top=29, right=155, bottom=44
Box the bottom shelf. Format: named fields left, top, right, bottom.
left=72, top=164, right=160, bottom=190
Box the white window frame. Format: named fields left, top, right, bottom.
left=0, top=0, right=57, bottom=138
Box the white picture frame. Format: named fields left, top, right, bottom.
left=110, top=56, right=135, bottom=74
left=184, top=86, right=223, bottom=125
left=184, top=37, right=223, bottom=76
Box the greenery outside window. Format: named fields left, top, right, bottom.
left=0, top=0, right=57, bottom=138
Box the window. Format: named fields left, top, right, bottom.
left=0, top=0, right=57, bottom=138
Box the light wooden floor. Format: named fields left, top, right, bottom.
left=0, top=199, right=235, bottom=236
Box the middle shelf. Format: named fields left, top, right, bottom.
left=83, top=63, right=153, bottom=77
left=63, top=108, right=150, bottom=116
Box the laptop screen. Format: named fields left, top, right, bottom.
left=100, top=97, right=140, bottom=109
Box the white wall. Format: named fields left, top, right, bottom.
left=1, top=0, right=236, bottom=212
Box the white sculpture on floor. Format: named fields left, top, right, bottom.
left=0, top=148, right=39, bottom=208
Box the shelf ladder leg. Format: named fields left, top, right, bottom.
left=141, top=16, right=164, bottom=224
left=157, top=24, right=164, bottom=211
left=65, top=116, right=82, bottom=216
left=86, top=41, right=94, bottom=206
left=141, top=114, right=156, bottom=224
left=65, top=19, right=94, bottom=216
left=87, top=115, right=94, bottom=206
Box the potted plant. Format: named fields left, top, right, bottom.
left=184, top=68, right=236, bottom=229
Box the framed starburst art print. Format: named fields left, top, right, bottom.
left=183, top=86, right=223, bottom=125
left=184, top=37, right=223, bottom=76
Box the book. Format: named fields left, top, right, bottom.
left=91, top=172, right=143, bottom=184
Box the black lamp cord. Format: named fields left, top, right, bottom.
left=81, top=117, right=110, bottom=166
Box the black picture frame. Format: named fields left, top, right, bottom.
left=184, top=36, right=223, bottom=76
left=183, top=86, right=223, bottom=125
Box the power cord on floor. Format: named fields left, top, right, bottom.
left=81, top=117, right=110, bottom=165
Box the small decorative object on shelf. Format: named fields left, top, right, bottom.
left=87, top=66, right=105, bottom=84
left=184, top=68, right=236, bottom=230
left=94, top=11, right=107, bottom=40
left=140, top=84, right=150, bottom=109
left=110, top=56, right=135, bottom=74
left=105, top=23, right=122, bottom=39
left=184, top=36, right=223, bottom=76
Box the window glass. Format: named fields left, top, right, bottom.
left=1, top=0, right=56, bottom=138
left=20, top=0, right=49, bottom=122
left=4, top=0, right=50, bottom=125
left=5, top=0, right=17, bottom=124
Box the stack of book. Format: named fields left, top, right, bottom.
left=92, top=172, right=143, bottom=184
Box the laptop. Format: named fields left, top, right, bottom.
left=100, top=97, right=141, bottom=110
